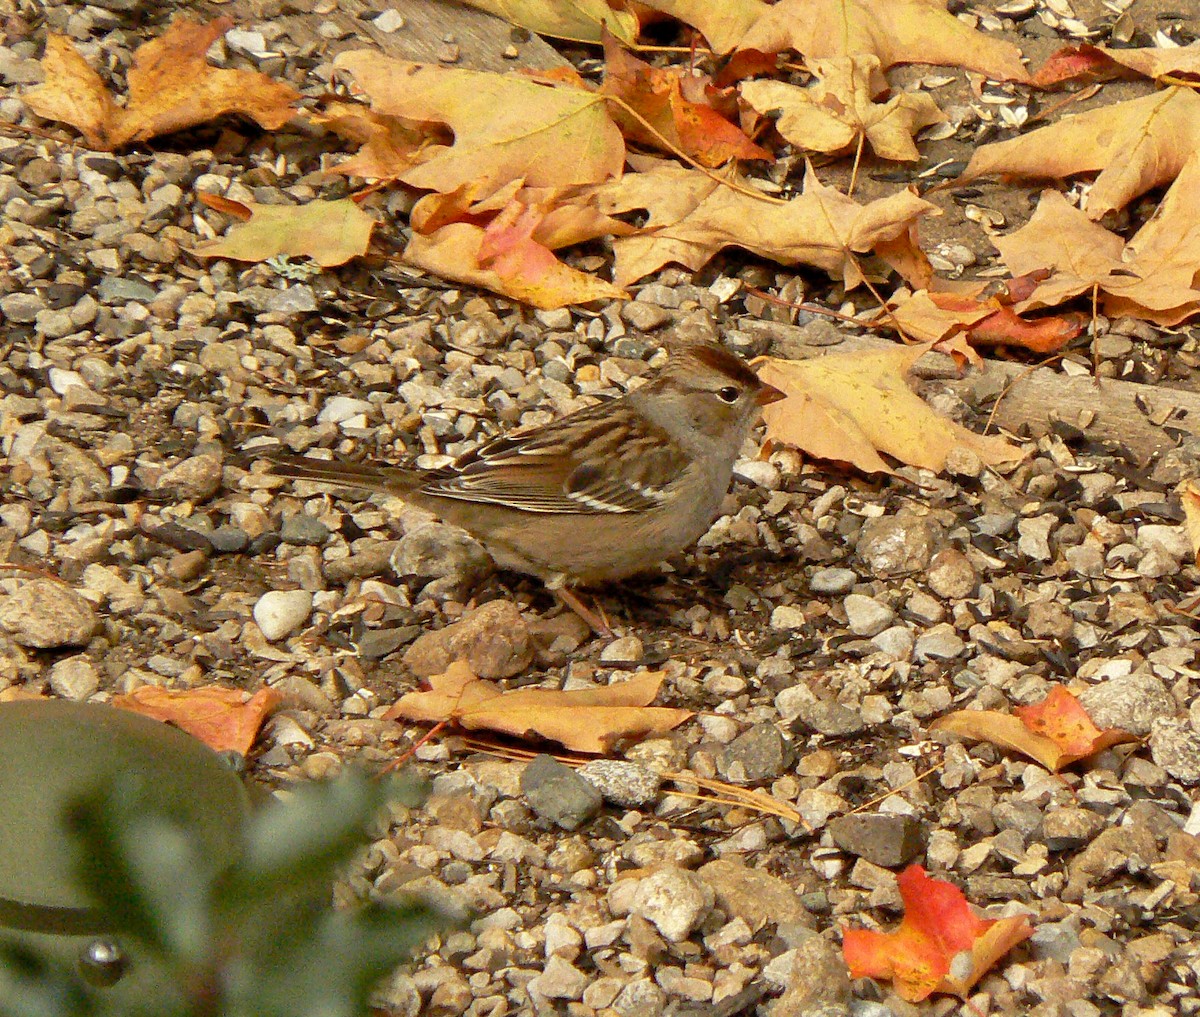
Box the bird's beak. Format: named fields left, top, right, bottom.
left=755, top=381, right=786, bottom=406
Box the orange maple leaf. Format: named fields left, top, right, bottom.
left=600, top=33, right=771, bottom=167
left=113, top=685, right=281, bottom=756
left=930, top=685, right=1137, bottom=772
left=843, top=865, right=1033, bottom=1002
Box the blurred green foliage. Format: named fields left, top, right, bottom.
left=0, top=770, right=446, bottom=1017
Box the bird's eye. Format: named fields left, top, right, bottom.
left=717, top=385, right=741, bottom=403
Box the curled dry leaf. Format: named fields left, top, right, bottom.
left=885, top=290, right=1083, bottom=353
left=958, top=86, right=1200, bottom=220
left=740, top=56, right=946, bottom=162
left=994, top=161, right=1200, bottom=326
left=333, top=51, right=625, bottom=201
left=843, top=865, right=1034, bottom=1002
left=24, top=17, right=298, bottom=151
left=384, top=660, right=693, bottom=754
left=596, top=161, right=936, bottom=289
left=112, top=685, right=281, bottom=756
left=930, top=685, right=1138, bottom=772
left=756, top=346, right=1025, bottom=475
left=600, top=33, right=772, bottom=167
left=643, top=0, right=1029, bottom=81
left=1033, top=41, right=1200, bottom=88
left=193, top=195, right=377, bottom=268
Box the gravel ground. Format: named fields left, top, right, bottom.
left=3, top=2, right=1200, bottom=1015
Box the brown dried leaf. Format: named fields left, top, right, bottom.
left=193, top=196, right=377, bottom=268
left=756, top=346, right=1025, bottom=475
left=384, top=660, right=693, bottom=754
left=113, top=685, right=281, bottom=756
left=24, top=18, right=298, bottom=151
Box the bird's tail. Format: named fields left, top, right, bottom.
left=257, top=447, right=422, bottom=497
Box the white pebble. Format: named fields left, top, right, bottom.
left=253, top=590, right=312, bottom=641
left=317, top=396, right=374, bottom=425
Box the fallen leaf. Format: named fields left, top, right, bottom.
left=314, top=101, right=444, bottom=180
left=24, top=18, right=298, bottom=151
left=958, top=86, right=1200, bottom=219
left=193, top=195, right=377, bottom=268
left=930, top=686, right=1137, bottom=771
left=597, top=161, right=937, bottom=288
left=1180, top=478, right=1200, bottom=565
left=333, top=51, right=624, bottom=201
left=456, top=0, right=638, bottom=45
left=740, top=56, right=945, bottom=161
left=1033, top=41, right=1200, bottom=88
left=885, top=290, right=1083, bottom=353
left=645, top=0, right=1029, bottom=81
left=756, top=346, right=1025, bottom=475
left=843, top=865, right=1034, bottom=1001
left=384, top=660, right=693, bottom=753
left=601, top=34, right=772, bottom=166
left=994, top=165, right=1200, bottom=326
left=113, top=685, right=281, bottom=756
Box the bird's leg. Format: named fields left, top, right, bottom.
left=555, top=586, right=613, bottom=638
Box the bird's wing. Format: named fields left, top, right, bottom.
left=421, top=401, right=690, bottom=515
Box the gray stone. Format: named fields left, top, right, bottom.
left=913, top=623, right=966, bottom=661
left=48, top=656, right=100, bottom=700
left=253, top=590, right=312, bottom=641
left=871, top=625, right=915, bottom=661
left=697, top=859, right=812, bottom=933
left=529, top=955, right=588, bottom=1000
left=1017, top=514, right=1056, bottom=560
left=265, top=285, right=317, bottom=314
left=1043, top=808, right=1104, bottom=852
left=843, top=594, right=894, bottom=637
left=390, top=521, right=493, bottom=600
left=628, top=867, right=713, bottom=942
left=403, top=600, right=533, bottom=679
left=718, top=721, right=794, bottom=783
left=855, top=513, right=940, bottom=577
left=280, top=514, right=331, bottom=546
left=809, top=568, right=857, bottom=594
left=777, top=684, right=865, bottom=736
left=1149, top=717, right=1200, bottom=785
left=828, top=813, right=924, bottom=868
left=157, top=454, right=223, bottom=503
left=208, top=526, right=249, bottom=553
left=0, top=580, right=98, bottom=649
left=761, top=929, right=852, bottom=1015
left=520, top=754, right=602, bottom=831
left=926, top=547, right=977, bottom=599
left=0, top=292, right=43, bottom=323
left=1077, top=670, right=1175, bottom=736
left=577, top=760, right=661, bottom=807
left=97, top=276, right=157, bottom=303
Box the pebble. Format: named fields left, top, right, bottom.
left=157, top=453, right=223, bottom=503
left=317, top=396, right=374, bottom=425
left=0, top=580, right=98, bottom=648
left=1149, top=718, right=1200, bottom=785
left=627, top=867, right=713, bottom=942
left=280, top=514, right=331, bottom=546
left=776, top=684, right=866, bottom=736
left=718, top=722, right=794, bottom=783
left=926, top=547, right=977, bottom=598
left=48, top=655, right=100, bottom=700
left=1078, top=670, right=1175, bottom=736
left=208, top=526, right=250, bottom=554
left=809, top=567, right=857, bottom=594
left=856, top=514, right=938, bottom=576
left=404, top=600, right=533, bottom=679
left=829, top=813, right=924, bottom=868
left=577, top=760, right=661, bottom=807
left=843, top=593, right=894, bottom=636
left=390, top=521, right=494, bottom=600
left=770, top=605, right=807, bottom=630
left=520, top=754, right=602, bottom=830
left=600, top=635, right=644, bottom=664
left=697, top=859, right=812, bottom=932
left=253, top=589, right=313, bottom=642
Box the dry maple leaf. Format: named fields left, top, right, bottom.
left=843, top=865, right=1034, bottom=1002
left=1033, top=41, right=1200, bottom=88
left=885, top=290, right=1083, bottom=353
left=24, top=18, right=298, bottom=151
left=755, top=346, right=1025, bottom=475
left=994, top=165, right=1200, bottom=326
left=600, top=34, right=771, bottom=167
left=404, top=186, right=629, bottom=308
left=740, top=56, right=945, bottom=162
left=385, top=660, right=693, bottom=754
left=930, top=686, right=1138, bottom=772
left=333, top=51, right=624, bottom=202
left=456, top=0, right=638, bottom=44
left=193, top=194, right=377, bottom=268
left=644, top=0, right=1029, bottom=80
left=113, top=685, right=281, bottom=756
left=313, top=101, right=443, bottom=181
left=596, top=161, right=937, bottom=288
left=958, top=86, right=1200, bottom=220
